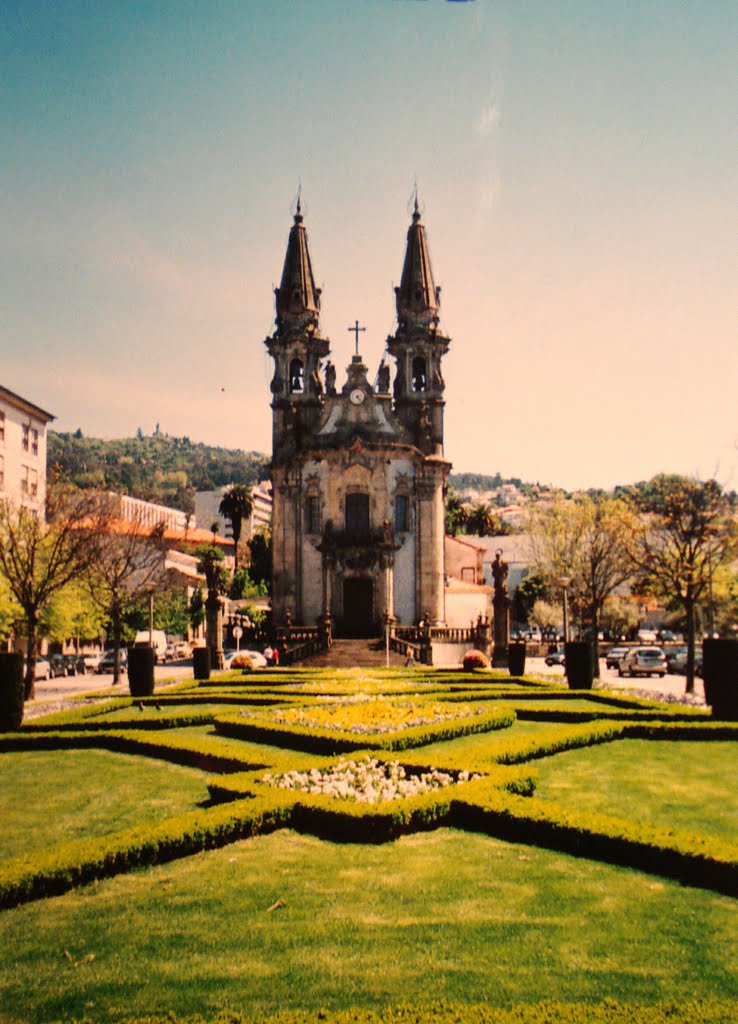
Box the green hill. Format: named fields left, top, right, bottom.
left=48, top=430, right=269, bottom=516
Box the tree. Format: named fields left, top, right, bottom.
left=465, top=502, right=501, bottom=538
left=42, top=581, right=103, bottom=652
left=219, top=485, right=254, bottom=571
left=83, top=498, right=167, bottom=684
left=444, top=490, right=468, bottom=537
left=628, top=475, right=734, bottom=694
left=513, top=571, right=549, bottom=626
left=527, top=496, right=635, bottom=674
left=247, top=529, right=272, bottom=590
left=0, top=486, right=99, bottom=699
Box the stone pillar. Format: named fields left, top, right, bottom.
left=416, top=466, right=447, bottom=625
left=379, top=551, right=395, bottom=623
left=206, top=596, right=225, bottom=670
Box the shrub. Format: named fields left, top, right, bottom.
left=463, top=649, right=490, bottom=670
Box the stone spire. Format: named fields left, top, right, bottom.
left=395, top=194, right=441, bottom=329
left=275, top=196, right=321, bottom=326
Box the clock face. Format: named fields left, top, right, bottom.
left=349, top=388, right=365, bottom=405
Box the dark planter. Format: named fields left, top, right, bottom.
left=193, top=646, right=211, bottom=680
left=127, top=646, right=155, bottom=698
left=0, top=652, right=24, bottom=731
left=702, top=639, right=738, bottom=721
left=508, top=642, right=527, bottom=677
left=564, top=641, right=594, bottom=690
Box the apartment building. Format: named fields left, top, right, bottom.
left=0, top=385, right=54, bottom=512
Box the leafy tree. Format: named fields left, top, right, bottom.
left=247, top=530, right=272, bottom=590
left=600, top=593, right=640, bottom=641
left=465, top=502, right=501, bottom=537
left=444, top=490, right=468, bottom=537
left=0, top=576, right=21, bottom=647
left=42, top=581, right=103, bottom=651
left=627, top=475, right=734, bottom=694
left=513, top=572, right=549, bottom=626
left=219, top=484, right=254, bottom=571
left=229, top=568, right=267, bottom=601
left=0, top=486, right=99, bottom=699
left=189, top=585, right=206, bottom=633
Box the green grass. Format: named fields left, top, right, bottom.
left=0, top=828, right=735, bottom=1023
left=532, top=740, right=738, bottom=840
left=0, top=749, right=211, bottom=859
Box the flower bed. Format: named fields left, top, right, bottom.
left=269, top=697, right=490, bottom=735
left=262, top=757, right=482, bottom=804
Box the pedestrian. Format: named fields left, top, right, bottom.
left=404, top=646, right=415, bottom=667
left=264, top=644, right=274, bottom=666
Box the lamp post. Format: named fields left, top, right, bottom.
left=558, top=576, right=572, bottom=643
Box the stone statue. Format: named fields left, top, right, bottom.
left=377, top=361, right=390, bottom=394
left=324, top=360, right=336, bottom=395
left=491, top=550, right=509, bottom=597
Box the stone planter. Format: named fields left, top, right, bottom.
left=127, top=646, right=155, bottom=698
left=508, top=642, right=526, bottom=677
left=702, top=639, right=738, bottom=721
left=193, top=646, right=211, bottom=681
left=564, top=641, right=593, bottom=690
left=0, top=652, right=24, bottom=731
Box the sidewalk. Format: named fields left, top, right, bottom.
left=24, top=663, right=194, bottom=720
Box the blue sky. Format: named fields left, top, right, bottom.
left=2, top=1, right=736, bottom=490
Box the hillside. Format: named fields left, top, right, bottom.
left=48, top=430, right=268, bottom=515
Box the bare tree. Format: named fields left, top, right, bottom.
left=528, top=496, right=635, bottom=674
left=0, top=486, right=99, bottom=699
left=84, top=496, right=168, bottom=685
left=627, top=475, right=734, bottom=694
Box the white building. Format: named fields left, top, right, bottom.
left=0, top=385, right=54, bottom=513
left=194, top=482, right=272, bottom=539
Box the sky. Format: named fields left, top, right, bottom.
left=2, top=0, right=736, bottom=492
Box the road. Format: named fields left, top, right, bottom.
left=526, top=656, right=706, bottom=705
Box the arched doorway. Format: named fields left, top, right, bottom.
left=342, top=577, right=375, bottom=637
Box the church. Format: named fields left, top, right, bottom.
left=265, top=197, right=453, bottom=638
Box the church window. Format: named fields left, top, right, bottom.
left=305, top=495, right=320, bottom=534
left=345, top=492, right=370, bottom=537
left=411, top=356, right=427, bottom=392
left=22, top=423, right=30, bottom=451
left=395, top=494, right=410, bottom=533
left=289, top=358, right=304, bottom=393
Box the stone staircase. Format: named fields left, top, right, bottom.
left=301, top=638, right=405, bottom=669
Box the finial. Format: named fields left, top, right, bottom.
left=407, top=179, right=424, bottom=222
left=292, top=182, right=304, bottom=223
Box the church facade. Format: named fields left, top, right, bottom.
left=265, top=199, right=452, bottom=637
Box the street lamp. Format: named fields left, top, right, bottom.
left=558, top=576, right=572, bottom=643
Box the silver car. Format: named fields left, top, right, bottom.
left=618, top=646, right=667, bottom=678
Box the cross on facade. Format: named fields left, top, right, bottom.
left=347, top=319, right=366, bottom=356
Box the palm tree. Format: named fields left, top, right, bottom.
left=465, top=502, right=500, bottom=537
left=219, top=485, right=254, bottom=571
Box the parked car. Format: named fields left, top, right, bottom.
left=164, top=643, right=177, bottom=662
left=133, top=629, right=168, bottom=663
left=545, top=648, right=566, bottom=667
left=64, top=654, right=87, bottom=676
left=83, top=652, right=102, bottom=673
left=97, top=649, right=128, bottom=674
left=49, top=654, right=68, bottom=678
left=605, top=647, right=629, bottom=670
left=222, top=649, right=268, bottom=670
left=27, top=657, right=52, bottom=681
left=174, top=640, right=192, bottom=659
left=636, top=629, right=658, bottom=644
left=618, top=647, right=667, bottom=678
left=665, top=646, right=688, bottom=673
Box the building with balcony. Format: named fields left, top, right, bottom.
left=0, top=385, right=54, bottom=513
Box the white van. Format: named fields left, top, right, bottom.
left=133, top=630, right=168, bottom=663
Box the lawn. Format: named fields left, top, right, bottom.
left=0, top=829, right=736, bottom=1023
left=0, top=749, right=210, bottom=860
left=0, top=667, right=736, bottom=1023
left=532, top=739, right=738, bottom=840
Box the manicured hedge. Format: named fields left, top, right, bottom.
left=452, top=787, right=738, bottom=897
left=100, top=1002, right=738, bottom=1024
left=0, top=793, right=294, bottom=910
left=213, top=706, right=516, bottom=754
left=0, top=729, right=269, bottom=773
